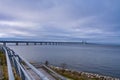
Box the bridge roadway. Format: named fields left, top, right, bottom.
left=0, top=46, right=67, bottom=80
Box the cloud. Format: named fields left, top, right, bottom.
left=0, top=0, right=119, bottom=44
left=0, top=28, right=36, bottom=38
left=0, top=20, right=38, bottom=27
left=0, top=33, right=8, bottom=37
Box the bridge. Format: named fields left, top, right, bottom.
left=0, top=41, right=61, bottom=46
left=0, top=45, right=67, bottom=80
left=0, top=40, right=85, bottom=46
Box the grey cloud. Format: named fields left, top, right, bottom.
left=0, top=0, right=120, bottom=44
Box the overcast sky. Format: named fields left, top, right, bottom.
left=0, top=0, right=120, bottom=44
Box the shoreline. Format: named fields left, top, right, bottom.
left=49, top=65, right=119, bottom=80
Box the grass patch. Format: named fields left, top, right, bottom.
left=0, top=50, right=8, bottom=80
left=50, top=66, right=104, bottom=80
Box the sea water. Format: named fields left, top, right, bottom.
left=9, top=44, right=120, bottom=78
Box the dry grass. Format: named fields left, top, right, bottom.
left=50, top=66, right=101, bottom=80
left=0, top=50, right=22, bottom=80
left=13, top=68, right=21, bottom=80
left=0, top=50, right=8, bottom=80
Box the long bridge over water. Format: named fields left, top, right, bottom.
left=0, top=40, right=86, bottom=46
left=0, top=41, right=69, bottom=80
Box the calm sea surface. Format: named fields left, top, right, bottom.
left=9, top=44, right=120, bottom=78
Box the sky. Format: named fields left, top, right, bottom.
left=0, top=0, right=120, bottom=44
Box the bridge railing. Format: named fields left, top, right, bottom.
left=43, top=65, right=66, bottom=80
left=0, top=46, right=50, bottom=80
left=1, top=46, right=15, bottom=80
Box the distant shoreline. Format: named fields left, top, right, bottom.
left=49, top=65, right=120, bottom=80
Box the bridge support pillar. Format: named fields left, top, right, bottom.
left=3, top=42, right=6, bottom=46
left=45, top=42, right=47, bottom=45
left=40, top=42, right=42, bottom=45
left=16, top=42, right=18, bottom=45
left=34, top=43, right=36, bottom=45
left=49, top=42, right=51, bottom=45
left=26, top=42, right=29, bottom=45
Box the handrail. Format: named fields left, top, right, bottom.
left=2, top=46, right=15, bottom=80
left=0, top=46, right=63, bottom=80
left=43, top=65, right=66, bottom=80
left=21, top=64, right=36, bottom=80
left=7, top=46, right=49, bottom=80
left=16, top=54, right=49, bottom=80
left=1, top=46, right=33, bottom=80
left=13, top=56, right=33, bottom=80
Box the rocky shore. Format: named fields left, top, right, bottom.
left=49, top=65, right=119, bottom=80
